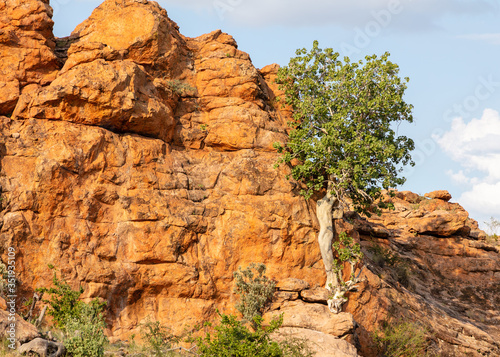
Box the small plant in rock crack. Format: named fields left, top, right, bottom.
left=165, top=79, right=195, bottom=96
left=194, top=264, right=313, bottom=357
left=368, top=244, right=411, bottom=288
left=368, top=244, right=399, bottom=268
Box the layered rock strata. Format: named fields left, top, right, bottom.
left=0, top=1, right=498, bottom=356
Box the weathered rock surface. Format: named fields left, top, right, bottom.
left=0, top=1, right=499, bottom=357
left=265, top=301, right=356, bottom=337
left=343, top=192, right=500, bottom=356
left=300, top=287, right=330, bottom=303
left=18, top=337, right=65, bottom=357
left=0, top=310, right=40, bottom=345
left=0, top=0, right=59, bottom=115
left=13, top=59, right=177, bottom=141
left=424, top=189, right=452, bottom=201
left=276, top=278, right=310, bottom=292
left=271, top=327, right=360, bottom=357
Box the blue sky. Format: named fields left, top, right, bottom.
left=52, top=0, right=500, bottom=231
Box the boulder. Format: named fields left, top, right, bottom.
left=18, top=337, right=65, bottom=357
left=13, top=59, right=176, bottom=141
left=0, top=0, right=59, bottom=115
left=424, top=190, right=452, bottom=202
left=276, top=278, right=310, bottom=292
left=395, top=190, right=421, bottom=204
left=64, top=0, right=188, bottom=75
left=264, top=301, right=356, bottom=337
left=300, top=287, right=330, bottom=303
left=271, top=327, right=360, bottom=357
left=408, top=210, right=469, bottom=236
left=0, top=310, right=40, bottom=345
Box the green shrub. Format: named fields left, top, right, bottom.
left=36, top=270, right=85, bottom=329
left=140, top=320, right=178, bottom=357
left=37, top=268, right=108, bottom=357
left=195, top=263, right=311, bottom=357
left=64, top=302, right=108, bottom=357
left=368, top=244, right=398, bottom=268
left=368, top=245, right=411, bottom=288
left=233, top=263, right=276, bottom=326
left=0, top=262, right=7, bottom=297
left=165, top=80, right=195, bottom=96
left=373, top=320, right=430, bottom=357
left=197, top=313, right=284, bottom=357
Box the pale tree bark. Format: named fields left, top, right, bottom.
left=316, top=187, right=362, bottom=313
left=316, top=190, right=339, bottom=291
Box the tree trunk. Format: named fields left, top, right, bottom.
left=316, top=190, right=344, bottom=312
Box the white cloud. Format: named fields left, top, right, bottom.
left=158, top=0, right=496, bottom=30
left=434, top=109, right=500, bottom=180
left=436, top=109, right=500, bottom=224
left=459, top=33, right=500, bottom=45
left=448, top=169, right=471, bottom=185
left=459, top=182, right=500, bottom=217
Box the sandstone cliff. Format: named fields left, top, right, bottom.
left=0, top=0, right=498, bottom=356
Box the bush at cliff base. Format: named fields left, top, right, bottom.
left=37, top=269, right=108, bottom=357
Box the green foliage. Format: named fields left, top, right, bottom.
left=195, top=263, right=311, bottom=356
left=140, top=320, right=178, bottom=357
left=197, top=313, right=284, bottom=357
left=233, top=263, right=276, bottom=325
left=275, top=41, right=414, bottom=213
left=64, top=302, right=108, bottom=357
left=0, top=262, right=7, bottom=297
left=0, top=337, right=13, bottom=357
left=332, top=232, right=363, bottom=279
left=166, top=79, right=196, bottom=96
left=37, top=267, right=108, bottom=357
left=368, top=245, right=410, bottom=287
left=36, top=269, right=85, bottom=329
left=279, top=337, right=314, bottom=357
left=372, top=320, right=430, bottom=357
left=368, top=244, right=399, bottom=268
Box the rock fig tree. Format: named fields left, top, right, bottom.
left=274, top=41, right=414, bottom=313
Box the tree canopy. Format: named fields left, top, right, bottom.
left=274, top=41, right=414, bottom=214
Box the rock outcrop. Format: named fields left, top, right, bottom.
left=343, top=192, right=500, bottom=356
left=1, top=0, right=319, bottom=343
left=0, top=297, right=40, bottom=346
left=0, top=0, right=59, bottom=115
left=0, top=0, right=498, bottom=356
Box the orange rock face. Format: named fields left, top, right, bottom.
left=343, top=193, right=500, bottom=356
left=1, top=0, right=318, bottom=343
left=13, top=59, right=177, bottom=141
left=0, top=0, right=59, bottom=115
left=0, top=1, right=499, bottom=356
